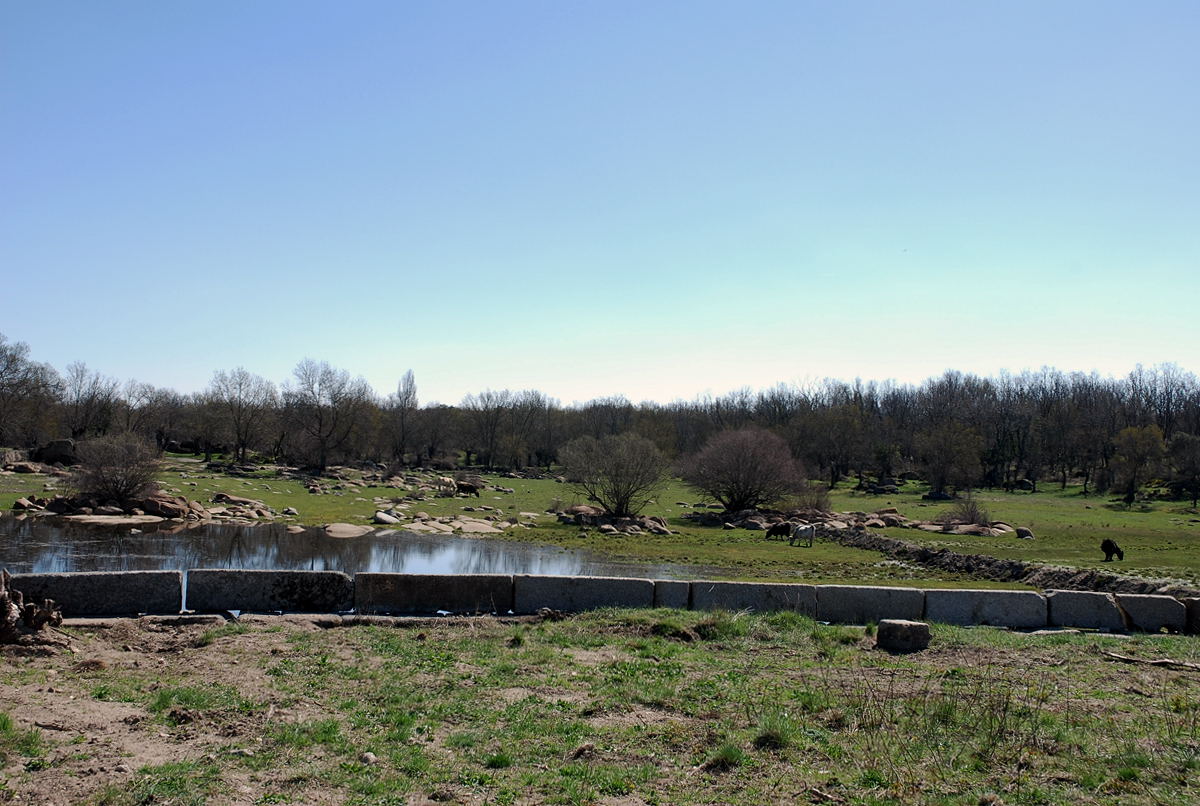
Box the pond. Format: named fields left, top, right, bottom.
left=0, top=515, right=717, bottom=580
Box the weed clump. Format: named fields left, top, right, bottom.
left=702, top=741, right=747, bottom=771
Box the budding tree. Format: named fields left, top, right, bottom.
left=558, top=432, right=667, bottom=518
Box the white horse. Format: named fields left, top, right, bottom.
left=789, top=523, right=816, bottom=547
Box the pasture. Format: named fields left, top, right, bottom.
left=1, top=609, right=1197, bottom=805
left=3, top=460, right=1198, bottom=588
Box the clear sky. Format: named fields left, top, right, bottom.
left=3, top=1, right=1197, bottom=405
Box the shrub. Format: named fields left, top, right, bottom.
left=939, top=497, right=991, bottom=526
left=71, top=433, right=161, bottom=506
left=792, top=483, right=832, bottom=512
left=679, top=428, right=804, bottom=512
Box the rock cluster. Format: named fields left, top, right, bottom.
left=550, top=506, right=673, bottom=535
left=11, top=491, right=214, bottom=523
left=681, top=505, right=1035, bottom=541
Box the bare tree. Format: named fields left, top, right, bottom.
left=1168, top=432, right=1200, bottom=508
left=385, top=370, right=418, bottom=465
left=209, top=368, right=278, bottom=462
left=559, top=432, right=667, bottom=518
left=916, top=422, right=983, bottom=496
left=116, top=380, right=157, bottom=436
left=62, top=362, right=119, bottom=439
left=283, top=359, right=373, bottom=471
left=1111, top=425, right=1166, bottom=506
left=461, top=389, right=512, bottom=468
left=0, top=333, right=59, bottom=447
left=680, top=427, right=804, bottom=512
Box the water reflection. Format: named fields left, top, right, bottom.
left=0, top=515, right=713, bottom=580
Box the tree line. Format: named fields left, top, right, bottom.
left=2, top=332, right=1198, bottom=504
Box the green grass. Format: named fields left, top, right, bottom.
left=827, top=481, right=1200, bottom=585
left=7, top=611, right=1200, bottom=804
left=94, top=760, right=223, bottom=806
left=0, top=711, right=45, bottom=764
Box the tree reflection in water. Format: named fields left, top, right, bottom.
left=0, top=516, right=710, bottom=580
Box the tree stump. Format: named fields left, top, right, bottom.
left=0, top=570, right=63, bottom=643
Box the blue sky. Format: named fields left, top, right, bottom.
left=3, top=1, right=1197, bottom=404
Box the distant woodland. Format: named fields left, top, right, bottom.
left=2, top=333, right=1198, bottom=503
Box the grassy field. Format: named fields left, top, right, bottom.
left=1, top=611, right=1197, bottom=805
left=4, top=460, right=1199, bottom=587
left=826, top=484, right=1200, bottom=586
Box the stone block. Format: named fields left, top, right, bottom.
left=11, top=571, right=182, bottom=617
left=876, top=619, right=931, bottom=652
left=512, top=575, right=653, bottom=613
left=690, top=581, right=816, bottom=614
left=1045, top=590, right=1125, bottom=631
left=1184, top=598, right=1200, bottom=635
left=924, top=589, right=1047, bottom=629
left=653, top=580, right=690, bottom=610
left=1116, top=594, right=1187, bottom=633
left=354, top=574, right=513, bottom=615
left=187, top=570, right=353, bottom=613
left=815, top=585, right=924, bottom=624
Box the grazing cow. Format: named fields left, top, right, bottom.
left=455, top=481, right=481, bottom=497
left=765, top=521, right=793, bottom=540
left=435, top=476, right=457, bottom=495
left=789, top=523, right=816, bottom=547
left=1100, top=538, right=1124, bottom=562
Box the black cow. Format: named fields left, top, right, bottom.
left=765, top=521, right=793, bottom=540
left=1101, top=538, right=1124, bottom=562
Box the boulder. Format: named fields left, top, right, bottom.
left=1015, top=527, right=1035, bottom=539
left=283, top=507, right=299, bottom=516
left=141, top=495, right=190, bottom=519
left=212, top=492, right=265, bottom=507
left=11, top=497, right=36, bottom=510
left=324, top=523, right=373, bottom=539
left=876, top=619, right=931, bottom=652
left=33, top=439, right=78, bottom=466
left=373, top=511, right=400, bottom=525
left=8, top=462, right=45, bottom=474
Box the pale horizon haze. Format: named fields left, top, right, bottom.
left=3, top=1, right=1197, bottom=405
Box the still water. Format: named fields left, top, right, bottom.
left=0, top=515, right=715, bottom=579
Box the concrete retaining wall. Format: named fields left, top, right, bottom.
left=355, top=573, right=512, bottom=615
left=1116, top=593, right=1187, bottom=633
left=654, top=580, right=690, bottom=610
left=1046, top=590, right=1126, bottom=631
left=816, top=585, right=924, bottom=624
left=513, top=575, right=654, bottom=613
left=1186, top=598, right=1200, bottom=635
left=11, top=571, right=183, bottom=617
left=5, top=569, right=1195, bottom=632
left=186, top=570, right=354, bottom=613
left=924, top=589, right=1047, bottom=628
left=691, top=581, right=816, bottom=614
